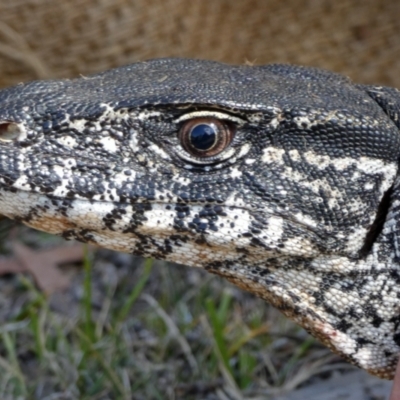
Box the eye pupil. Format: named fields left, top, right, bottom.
left=190, top=123, right=217, bottom=151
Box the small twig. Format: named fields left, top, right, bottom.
left=142, top=293, right=199, bottom=374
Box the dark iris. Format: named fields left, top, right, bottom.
left=189, top=123, right=217, bottom=151
left=179, top=116, right=234, bottom=158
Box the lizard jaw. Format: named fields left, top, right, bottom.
left=2, top=186, right=400, bottom=380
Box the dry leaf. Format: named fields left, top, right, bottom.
left=3, top=242, right=85, bottom=294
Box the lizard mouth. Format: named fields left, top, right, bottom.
left=0, top=184, right=326, bottom=262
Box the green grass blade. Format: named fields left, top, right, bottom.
left=238, top=348, right=257, bottom=389
left=216, top=290, right=232, bottom=326
left=1, top=331, right=27, bottom=396
left=75, top=328, right=127, bottom=398
left=82, top=244, right=95, bottom=343
left=115, top=258, right=153, bottom=324
left=29, top=308, right=45, bottom=361
left=281, top=336, right=315, bottom=380
left=205, top=297, right=233, bottom=377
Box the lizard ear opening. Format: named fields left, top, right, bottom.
left=359, top=185, right=393, bottom=257
left=0, top=122, right=23, bottom=142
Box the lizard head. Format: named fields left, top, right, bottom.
left=0, top=58, right=400, bottom=378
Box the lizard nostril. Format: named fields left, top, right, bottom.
left=0, top=122, right=23, bottom=142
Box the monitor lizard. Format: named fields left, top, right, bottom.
left=0, top=58, right=399, bottom=379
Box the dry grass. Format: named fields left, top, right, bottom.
left=0, top=223, right=346, bottom=399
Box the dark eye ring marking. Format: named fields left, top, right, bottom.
left=178, top=117, right=234, bottom=157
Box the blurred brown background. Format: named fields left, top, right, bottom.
left=0, top=0, right=399, bottom=88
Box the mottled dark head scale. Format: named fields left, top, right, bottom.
left=0, top=58, right=400, bottom=378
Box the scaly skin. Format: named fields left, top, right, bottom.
left=0, top=59, right=400, bottom=378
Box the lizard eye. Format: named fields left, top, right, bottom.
left=178, top=118, right=234, bottom=157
